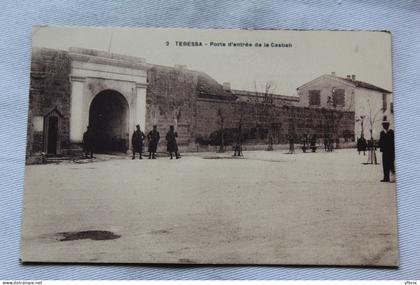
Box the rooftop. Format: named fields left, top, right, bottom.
left=297, top=74, right=392, bottom=94
left=337, top=76, right=392, bottom=94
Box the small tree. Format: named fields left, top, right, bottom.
left=355, top=115, right=366, bottom=138
left=254, top=80, right=276, bottom=150
left=263, top=82, right=275, bottom=151
left=365, top=99, right=383, bottom=164
left=217, top=108, right=225, bottom=153
left=173, top=108, right=181, bottom=130
left=366, top=99, right=383, bottom=142
left=325, top=87, right=354, bottom=150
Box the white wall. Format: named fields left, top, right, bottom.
left=354, top=90, right=393, bottom=140
left=297, top=75, right=355, bottom=111
left=298, top=75, right=394, bottom=142
left=69, top=56, right=148, bottom=146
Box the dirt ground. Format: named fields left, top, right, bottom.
left=20, top=149, right=398, bottom=266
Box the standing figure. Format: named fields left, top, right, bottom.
left=166, top=125, right=181, bottom=159
left=310, top=134, right=317, bottom=152
left=378, top=120, right=395, bottom=182
left=323, top=137, right=328, bottom=152
left=301, top=134, right=308, bottom=153
left=233, top=123, right=243, bottom=157
left=357, top=136, right=368, bottom=155
left=267, top=133, right=273, bottom=151
left=328, top=137, right=334, bottom=152
left=82, top=126, right=93, bottom=159
left=131, top=125, right=145, bottom=159
left=288, top=134, right=295, bottom=154
left=147, top=125, right=160, bottom=159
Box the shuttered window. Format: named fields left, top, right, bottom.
left=309, top=90, right=320, bottom=106
left=332, top=89, right=345, bottom=106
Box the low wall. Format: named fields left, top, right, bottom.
left=195, top=97, right=355, bottom=148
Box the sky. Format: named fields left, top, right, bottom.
left=32, top=26, right=393, bottom=97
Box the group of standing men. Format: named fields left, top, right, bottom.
left=131, top=125, right=181, bottom=160
left=84, top=120, right=395, bottom=183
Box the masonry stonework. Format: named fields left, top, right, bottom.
left=146, top=66, right=199, bottom=149
left=27, top=48, right=72, bottom=159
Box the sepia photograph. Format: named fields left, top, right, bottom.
left=20, top=27, right=398, bottom=266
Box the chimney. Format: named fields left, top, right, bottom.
left=331, top=72, right=336, bottom=76
left=222, top=82, right=231, bottom=91
left=351, top=74, right=356, bottom=81
left=174, top=64, right=187, bottom=69
left=346, top=75, right=351, bottom=79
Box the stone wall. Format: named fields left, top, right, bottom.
left=27, top=48, right=72, bottom=158
left=286, top=106, right=355, bottom=143
left=195, top=98, right=355, bottom=148
left=146, top=66, right=198, bottom=149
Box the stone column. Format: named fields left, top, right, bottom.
left=69, top=76, right=85, bottom=143
left=135, top=83, right=147, bottom=132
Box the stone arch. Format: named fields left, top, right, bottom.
left=88, top=89, right=129, bottom=153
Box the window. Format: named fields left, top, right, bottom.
left=382, top=93, right=387, bottom=111
left=33, top=116, right=44, bottom=132
left=308, top=90, right=320, bottom=106
left=332, top=89, right=345, bottom=106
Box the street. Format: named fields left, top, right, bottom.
left=20, top=149, right=398, bottom=266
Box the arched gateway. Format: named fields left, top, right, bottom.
left=68, top=48, right=148, bottom=153
left=89, top=90, right=129, bottom=153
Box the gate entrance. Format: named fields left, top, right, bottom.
left=89, top=90, right=129, bottom=153
left=47, top=117, right=58, bottom=154
left=43, top=107, right=62, bottom=155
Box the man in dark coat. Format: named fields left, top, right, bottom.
left=323, top=137, right=328, bottom=152
left=233, top=122, right=243, bottom=157
left=310, top=134, right=317, bottom=152
left=147, top=125, right=160, bottom=159
left=378, top=120, right=395, bottom=182
left=357, top=136, right=368, bottom=155
left=166, top=125, right=181, bottom=159
left=131, top=125, right=145, bottom=159
left=82, top=126, right=93, bottom=159
left=288, top=134, right=295, bottom=154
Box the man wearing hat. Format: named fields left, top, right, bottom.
left=166, top=125, right=181, bottom=159
left=82, top=125, right=94, bottom=159
left=147, top=125, right=160, bottom=159
left=131, top=124, right=145, bottom=159
left=378, top=119, right=395, bottom=182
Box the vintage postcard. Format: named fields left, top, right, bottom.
left=21, top=27, right=398, bottom=266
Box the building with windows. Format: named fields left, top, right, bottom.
left=296, top=73, right=393, bottom=141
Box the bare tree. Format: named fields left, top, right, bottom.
left=252, top=81, right=260, bottom=143
left=365, top=99, right=383, bottom=164
left=355, top=115, right=366, bottom=138
left=325, top=87, right=355, bottom=150
left=173, top=107, right=181, bottom=131
left=234, top=101, right=245, bottom=156
left=217, top=108, right=225, bottom=153
left=366, top=99, right=383, bottom=141
left=254, top=80, right=276, bottom=150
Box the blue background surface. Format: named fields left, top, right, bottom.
left=0, top=0, right=419, bottom=280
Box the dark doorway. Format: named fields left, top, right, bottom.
left=43, top=107, right=62, bottom=156
left=47, top=116, right=58, bottom=154
left=89, top=90, right=129, bottom=153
